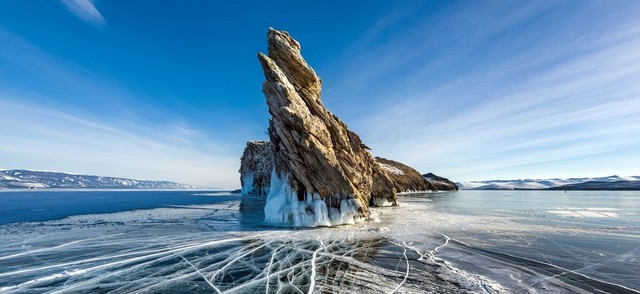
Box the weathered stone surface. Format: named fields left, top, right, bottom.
left=239, top=141, right=273, bottom=196
left=258, top=28, right=396, bottom=225
left=423, top=172, right=459, bottom=191
left=375, top=157, right=436, bottom=193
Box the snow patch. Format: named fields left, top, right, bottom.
left=378, top=163, right=403, bottom=175
left=0, top=174, right=20, bottom=181
left=616, top=175, right=639, bottom=182
left=373, top=197, right=393, bottom=207
left=4, top=182, right=48, bottom=188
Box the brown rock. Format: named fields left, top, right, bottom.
left=258, top=28, right=396, bottom=226
left=375, top=157, right=436, bottom=194
left=239, top=141, right=273, bottom=196
left=423, top=173, right=459, bottom=191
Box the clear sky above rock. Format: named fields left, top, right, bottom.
left=1, top=1, right=639, bottom=187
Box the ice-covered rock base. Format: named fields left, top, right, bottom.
left=264, top=170, right=362, bottom=227
left=241, top=173, right=269, bottom=196
left=241, top=173, right=254, bottom=195
left=373, top=197, right=394, bottom=207
left=239, top=141, right=273, bottom=196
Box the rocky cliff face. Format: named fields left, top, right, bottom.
left=239, top=141, right=273, bottom=196
left=375, top=157, right=436, bottom=193
left=423, top=173, right=459, bottom=191
left=257, top=28, right=396, bottom=226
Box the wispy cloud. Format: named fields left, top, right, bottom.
left=324, top=1, right=640, bottom=180
left=61, top=0, right=105, bottom=26
left=0, top=97, right=239, bottom=188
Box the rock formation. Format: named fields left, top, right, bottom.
left=423, top=173, right=459, bottom=191
left=257, top=28, right=397, bottom=226
left=239, top=141, right=273, bottom=196
left=375, top=157, right=436, bottom=193
left=237, top=146, right=448, bottom=198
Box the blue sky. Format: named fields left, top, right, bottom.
left=1, top=1, right=639, bottom=187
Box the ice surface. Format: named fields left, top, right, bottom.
left=546, top=207, right=619, bottom=218
left=1, top=190, right=639, bottom=293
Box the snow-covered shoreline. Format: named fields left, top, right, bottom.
left=458, top=175, right=640, bottom=190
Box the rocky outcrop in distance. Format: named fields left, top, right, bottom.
left=423, top=172, right=459, bottom=191
left=239, top=141, right=273, bottom=196
left=375, top=157, right=436, bottom=193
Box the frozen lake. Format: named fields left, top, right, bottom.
left=0, top=190, right=638, bottom=293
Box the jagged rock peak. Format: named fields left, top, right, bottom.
left=239, top=141, right=273, bottom=196
left=257, top=28, right=397, bottom=226
left=264, top=28, right=321, bottom=98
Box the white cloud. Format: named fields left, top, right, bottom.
left=62, top=0, right=106, bottom=26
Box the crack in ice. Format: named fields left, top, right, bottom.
left=0, top=233, right=124, bottom=261
left=166, top=243, right=220, bottom=293
left=308, top=236, right=325, bottom=294
left=208, top=243, right=268, bottom=284
left=389, top=240, right=410, bottom=294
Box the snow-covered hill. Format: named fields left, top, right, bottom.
left=457, top=175, right=640, bottom=190
left=0, top=170, right=194, bottom=189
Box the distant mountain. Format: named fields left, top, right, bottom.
left=458, top=175, right=640, bottom=190
left=0, top=170, right=194, bottom=189
left=549, top=180, right=640, bottom=191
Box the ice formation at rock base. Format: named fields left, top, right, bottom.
left=264, top=169, right=362, bottom=227
left=372, top=197, right=394, bottom=207
left=240, top=173, right=254, bottom=195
